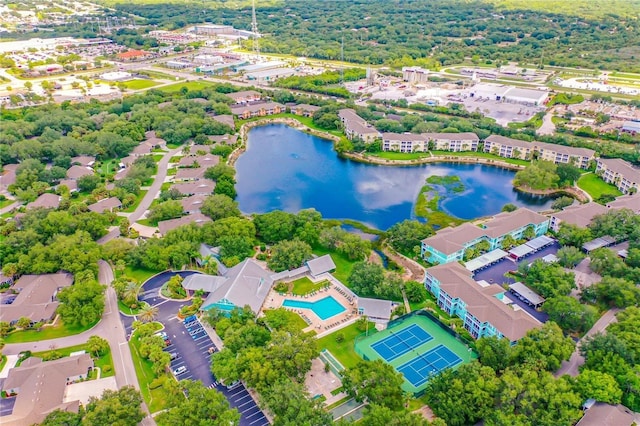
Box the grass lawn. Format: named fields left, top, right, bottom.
left=160, top=182, right=171, bottom=191
left=263, top=308, right=308, bottom=332
left=129, top=325, right=173, bottom=413
left=118, top=299, right=144, bottom=315
left=136, top=218, right=155, bottom=227
left=431, top=150, right=530, bottom=166
left=239, top=113, right=344, bottom=138
left=290, top=277, right=329, bottom=295
left=0, top=355, right=6, bottom=372
left=0, top=198, right=15, bottom=209
left=96, top=159, right=119, bottom=177
left=371, top=151, right=432, bottom=161
left=122, top=190, right=148, bottom=213
left=152, top=154, right=164, bottom=162
left=578, top=173, right=622, bottom=200
left=4, top=320, right=98, bottom=344
left=30, top=342, right=115, bottom=378
left=311, top=246, right=357, bottom=285
left=316, top=321, right=376, bottom=369
left=167, top=167, right=177, bottom=176
left=123, top=265, right=160, bottom=284
left=160, top=81, right=216, bottom=93
left=124, top=79, right=159, bottom=90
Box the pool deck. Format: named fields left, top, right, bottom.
left=263, top=273, right=360, bottom=334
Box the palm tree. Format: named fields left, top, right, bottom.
left=138, top=304, right=159, bottom=323
left=123, top=281, right=140, bottom=304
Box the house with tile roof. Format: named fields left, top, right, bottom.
left=157, top=213, right=211, bottom=236
left=87, top=197, right=122, bottom=214
left=26, top=193, right=61, bottom=210
left=424, top=262, right=540, bottom=342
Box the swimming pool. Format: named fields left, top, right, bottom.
left=282, top=296, right=346, bottom=320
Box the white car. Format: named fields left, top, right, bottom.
left=173, top=366, right=187, bottom=376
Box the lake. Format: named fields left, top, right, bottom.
left=235, top=124, right=552, bottom=230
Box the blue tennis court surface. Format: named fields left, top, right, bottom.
left=397, top=345, right=462, bottom=387
left=371, top=324, right=433, bottom=362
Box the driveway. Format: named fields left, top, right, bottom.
left=133, top=272, right=270, bottom=426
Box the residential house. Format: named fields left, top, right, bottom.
left=483, top=135, right=534, bottom=160
left=421, top=208, right=550, bottom=264
left=606, top=194, right=640, bottom=213
left=424, top=262, right=540, bottom=342
left=183, top=258, right=274, bottom=313
left=70, top=155, right=95, bottom=168
left=66, top=165, right=94, bottom=180
left=596, top=158, right=640, bottom=194
left=576, top=402, right=635, bottom=426
left=171, top=179, right=216, bottom=196
left=549, top=202, right=609, bottom=232
left=178, top=154, right=220, bottom=168
left=207, top=134, right=238, bottom=145
left=181, top=194, right=207, bottom=214
left=87, top=197, right=122, bottom=214
left=210, top=114, right=235, bottom=129
left=26, top=193, right=61, bottom=210
left=0, top=163, right=18, bottom=190
left=157, top=213, right=211, bottom=236
left=1, top=354, right=93, bottom=426
left=131, top=142, right=153, bottom=156
left=292, top=104, right=321, bottom=117
left=338, top=109, right=381, bottom=143
left=175, top=167, right=207, bottom=182
left=230, top=102, right=285, bottom=119
left=57, top=179, right=78, bottom=193
left=226, top=90, right=262, bottom=104
left=0, top=273, right=73, bottom=325
left=536, top=142, right=595, bottom=169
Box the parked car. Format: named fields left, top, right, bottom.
left=173, top=366, right=187, bottom=376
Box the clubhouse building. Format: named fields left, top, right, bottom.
left=424, top=262, right=541, bottom=343
left=421, top=208, right=550, bottom=264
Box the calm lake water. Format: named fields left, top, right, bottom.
left=235, top=124, right=552, bottom=230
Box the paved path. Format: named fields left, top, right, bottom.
left=0, top=201, right=22, bottom=215
left=555, top=308, right=620, bottom=377
left=537, top=108, right=556, bottom=136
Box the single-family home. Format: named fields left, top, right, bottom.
left=66, top=165, right=94, bottom=180
left=175, top=167, right=207, bottom=182
left=87, top=197, right=122, bottom=214
left=26, top=193, right=61, bottom=210
left=421, top=208, right=550, bottom=264
left=596, top=158, right=640, bottom=194
left=181, top=195, right=207, bottom=214
left=208, top=134, right=238, bottom=145
left=226, top=90, right=262, bottom=104
left=178, top=154, right=220, bottom=168
left=71, top=155, right=95, bottom=168
left=338, top=109, right=381, bottom=143
left=549, top=202, right=609, bottom=232
left=1, top=354, right=93, bottom=426
left=210, top=114, right=235, bottom=129
left=171, top=179, right=216, bottom=196
left=0, top=163, right=18, bottom=190
left=57, top=179, right=78, bottom=193
left=131, top=143, right=153, bottom=156
left=230, top=102, right=285, bottom=119
left=157, top=213, right=211, bottom=236
left=0, top=273, right=73, bottom=325
left=424, top=262, right=541, bottom=343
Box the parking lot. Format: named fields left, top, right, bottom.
left=125, top=271, right=270, bottom=426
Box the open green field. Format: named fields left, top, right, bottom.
left=4, top=320, right=98, bottom=344
left=431, top=150, right=530, bottom=166
left=159, top=80, right=217, bottom=93
left=371, top=151, right=432, bottom=161
left=355, top=313, right=475, bottom=394
left=311, top=247, right=357, bottom=285
left=289, top=277, right=329, bottom=295
left=124, top=79, right=160, bottom=90
left=316, top=320, right=376, bottom=369
left=577, top=173, right=622, bottom=200
left=0, top=198, right=14, bottom=209
left=123, top=265, right=160, bottom=283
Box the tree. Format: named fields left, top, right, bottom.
left=575, top=369, right=623, bottom=404
left=347, top=262, right=385, bottom=297
left=204, top=163, right=235, bottom=181
left=387, top=220, right=433, bottom=253
left=510, top=322, right=575, bottom=371
left=157, top=380, right=240, bottom=426
left=551, top=196, right=575, bottom=210
left=223, top=323, right=271, bottom=353
left=543, top=296, right=597, bottom=334
left=262, top=380, right=333, bottom=426
left=501, top=203, right=517, bottom=212
left=556, top=223, right=592, bottom=247
left=201, top=194, right=240, bottom=221
left=77, top=174, right=101, bottom=193
left=556, top=246, right=585, bottom=268
left=0, top=321, right=11, bottom=337
left=87, top=335, right=110, bottom=357
left=404, top=280, right=427, bottom=303
left=57, top=272, right=105, bottom=327
left=513, top=160, right=559, bottom=190
left=16, top=316, right=31, bottom=329
left=342, top=360, right=405, bottom=409
left=166, top=274, right=186, bottom=298
left=267, top=239, right=312, bottom=272
left=523, top=260, right=575, bottom=298
left=40, top=410, right=82, bottom=426
left=556, top=164, right=582, bottom=186
left=138, top=304, right=159, bottom=323
left=147, top=200, right=183, bottom=225
left=594, top=276, right=640, bottom=308
left=476, top=336, right=511, bottom=372
left=360, top=404, right=435, bottom=426
left=501, top=234, right=517, bottom=250
left=83, top=386, right=145, bottom=426
left=213, top=176, right=237, bottom=199
left=254, top=211, right=295, bottom=243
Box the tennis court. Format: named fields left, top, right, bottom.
left=371, top=324, right=433, bottom=362
left=397, top=345, right=462, bottom=387
left=355, top=313, right=475, bottom=394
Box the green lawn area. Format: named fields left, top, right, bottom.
left=290, top=277, right=329, bottom=295
left=136, top=218, right=155, bottom=227
left=122, top=190, right=148, bottom=213
left=167, top=167, right=177, bottom=176
left=578, top=173, right=622, bottom=200
left=123, top=265, right=160, bottom=284
left=431, top=150, right=530, bottom=166
left=96, top=159, right=119, bottom=177
left=370, top=151, right=432, bottom=160
left=262, top=308, right=308, bottom=332
left=316, top=321, right=376, bottom=369
left=152, top=154, right=164, bottom=162
left=239, top=113, right=344, bottom=138
left=118, top=299, right=145, bottom=315
left=4, top=320, right=98, bottom=344
left=160, top=80, right=217, bottom=93
left=0, top=198, right=15, bottom=209
left=30, top=342, right=115, bottom=378
left=124, top=79, right=159, bottom=90
left=311, top=246, right=357, bottom=285
left=129, top=323, right=174, bottom=413
left=0, top=355, right=6, bottom=372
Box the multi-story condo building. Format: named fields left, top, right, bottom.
left=549, top=202, right=609, bottom=232
left=536, top=142, right=595, bottom=169
left=596, top=158, right=640, bottom=194
left=483, top=135, right=534, bottom=160
left=421, top=208, right=550, bottom=264
left=381, top=133, right=429, bottom=152
left=424, top=262, right=540, bottom=343
left=230, top=102, right=284, bottom=119
left=426, top=133, right=479, bottom=152
left=338, top=109, right=381, bottom=143
left=381, top=132, right=479, bottom=153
